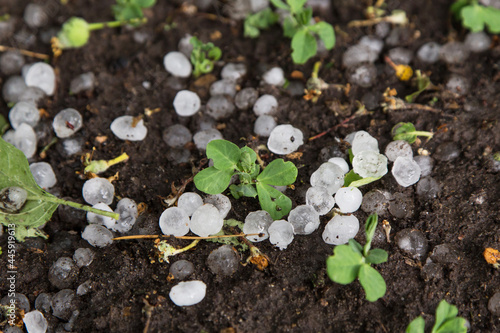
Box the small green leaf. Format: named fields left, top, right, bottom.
left=239, top=146, right=257, bottom=173
left=435, top=318, right=467, bottom=333
left=283, top=15, right=298, bottom=38
left=270, top=0, right=290, bottom=10
left=256, top=183, right=292, bottom=219
left=257, top=159, right=297, bottom=186
left=483, top=6, right=500, bottom=33
left=310, top=21, right=335, bottom=49
left=206, top=140, right=241, bottom=171
left=134, top=0, right=156, bottom=8
left=291, top=28, right=317, bottom=64
left=391, top=122, right=417, bottom=143
left=326, top=244, right=363, bottom=284
left=406, top=316, right=425, bottom=333
left=296, top=7, right=313, bottom=25
left=365, top=248, right=388, bottom=265
left=0, top=114, right=9, bottom=135
left=243, top=8, right=278, bottom=38
left=358, top=264, right=386, bottom=302
left=229, top=183, right=258, bottom=199
left=364, top=213, right=378, bottom=248
left=343, top=170, right=362, bottom=187
left=193, top=167, right=233, bottom=194
left=349, top=176, right=382, bottom=188
left=405, top=71, right=432, bottom=103
left=348, top=239, right=363, bottom=255
left=113, top=3, right=144, bottom=21
left=287, top=0, right=308, bottom=13
left=208, top=46, right=222, bottom=61
left=432, top=300, right=459, bottom=333
left=461, top=4, right=485, bottom=32
left=450, top=0, right=472, bottom=17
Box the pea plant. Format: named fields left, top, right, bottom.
left=190, top=37, right=222, bottom=78
left=193, top=140, right=297, bottom=220
left=451, top=0, right=500, bottom=33
left=406, top=299, right=467, bottom=333
left=112, top=0, right=156, bottom=23
left=326, top=214, right=388, bottom=302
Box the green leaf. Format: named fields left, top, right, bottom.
left=461, top=4, right=486, bottom=32
left=243, top=8, right=279, bottom=38
left=364, top=213, right=378, bottom=248
left=229, top=183, right=258, bottom=199
left=206, top=140, right=241, bottom=171
left=483, top=6, right=500, bottom=33
left=113, top=3, right=143, bottom=21
left=310, top=21, right=335, bottom=49
left=287, top=0, right=308, bottom=13
left=343, top=170, right=362, bottom=187
left=208, top=46, right=222, bottom=61
left=450, top=0, right=472, bottom=17
left=358, top=264, right=386, bottom=302
left=193, top=167, right=233, bottom=194
left=348, top=239, right=363, bottom=255
left=296, top=7, right=313, bottom=25
left=349, top=176, right=382, bottom=188
left=291, top=28, right=317, bottom=64
left=134, top=0, right=156, bottom=8
left=432, top=300, right=459, bottom=333
left=0, top=114, right=9, bottom=135
left=257, top=159, right=297, bottom=186
left=326, top=244, right=363, bottom=284
left=283, top=15, right=298, bottom=38
left=391, top=122, right=417, bottom=143
left=405, top=71, right=432, bottom=103
left=256, top=183, right=292, bottom=219
left=271, top=0, right=291, bottom=10
left=435, top=318, right=467, bottom=333
left=406, top=316, right=425, bottom=333
left=239, top=146, right=257, bottom=173
left=365, top=248, right=388, bottom=265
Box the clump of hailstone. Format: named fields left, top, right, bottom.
left=73, top=248, right=95, bottom=268
left=439, top=41, right=470, bottom=64
left=70, top=72, right=96, bottom=94
left=210, top=79, right=237, bottom=97
left=169, top=280, right=206, bottom=306
left=328, top=157, right=349, bottom=174
left=0, top=186, right=28, bottom=213
left=416, top=42, right=441, bottom=64
left=267, top=124, right=304, bottom=155
left=235, top=87, right=258, bottom=110
left=110, top=115, right=148, bottom=141
left=177, top=192, right=203, bottom=216
left=113, top=198, right=138, bottom=232
left=12, top=123, right=37, bottom=158
left=206, top=245, right=240, bottom=276
left=262, top=67, right=285, bottom=86
left=253, top=94, right=278, bottom=116
left=254, top=115, right=277, bottom=137
left=9, top=101, right=40, bottom=129
left=221, top=63, right=247, bottom=82
left=385, top=140, right=413, bottom=162
left=206, top=95, right=235, bottom=120
left=82, top=177, right=114, bottom=205
left=163, top=124, right=192, bottom=148
left=306, top=186, right=335, bottom=215
left=352, top=150, right=388, bottom=178
left=464, top=31, right=491, bottom=53
left=23, top=62, right=56, bottom=96
left=82, top=224, right=114, bottom=247
left=347, top=63, right=377, bottom=88
left=173, top=90, right=201, bottom=117
left=392, top=156, right=421, bottom=187
left=30, top=162, right=57, bottom=189
left=164, top=51, right=192, bottom=78
left=204, top=194, right=231, bottom=219
left=159, top=207, right=190, bottom=236
left=310, top=162, right=345, bottom=195
left=243, top=210, right=274, bottom=242
left=87, top=203, right=115, bottom=228
left=52, top=108, right=82, bottom=138
left=189, top=203, right=223, bottom=237
left=23, top=310, right=48, bottom=333
left=193, top=128, right=223, bottom=150
left=169, top=260, right=195, bottom=280
left=322, top=215, right=360, bottom=245
left=288, top=204, right=320, bottom=235
left=351, top=130, right=379, bottom=155
left=268, top=220, right=294, bottom=250
left=335, top=187, right=363, bottom=213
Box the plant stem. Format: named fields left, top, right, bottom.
left=108, top=152, right=129, bottom=167
left=87, top=17, right=146, bottom=31
left=113, top=232, right=261, bottom=241
left=410, top=131, right=433, bottom=138
left=0, top=45, right=50, bottom=60
left=42, top=196, right=120, bottom=220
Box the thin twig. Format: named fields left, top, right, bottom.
left=309, top=114, right=358, bottom=141
left=113, top=233, right=262, bottom=241
left=0, top=45, right=50, bottom=60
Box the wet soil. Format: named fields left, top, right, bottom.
left=1, top=0, right=499, bottom=332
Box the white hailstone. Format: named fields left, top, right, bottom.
left=413, top=155, right=434, bottom=177
left=267, top=124, right=304, bottom=155
left=206, top=95, right=235, bottom=120
left=344, top=131, right=357, bottom=144
left=23, top=310, right=48, bottom=333
left=358, top=35, right=384, bottom=54
left=306, top=186, right=335, bottom=215
left=204, top=194, right=231, bottom=219
left=177, top=192, right=203, bottom=216
left=392, top=156, right=421, bottom=187
left=169, top=281, right=206, bottom=306
left=342, top=44, right=379, bottom=68
left=82, top=177, right=115, bottom=205
left=14, top=123, right=37, bottom=158
left=113, top=198, right=138, bottom=233
left=210, top=79, right=237, bottom=97
left=464, top=32, right=491, bottom=53
left=243, top=210, right=273, bottom=242
left=0, top=51, right=25, bottom=76
left=327, top=157, right=349, bottom=174
left=69, top=72, right=96, bottom=94
left=439, top=42, right=470, bottom=64
left=253, top=94, right=278, bottom=116
left=335, top=187, right=363, bottom=213
left=268, top=220, right=294, bottom=250
left=0, top=186, right=28, bottom=213
left=178, top=34, right=194, bottom=57
left=87, top=203, right=115, bottom=229
left=159, top=207, right=190, bottom=236
left=351, top=130, right=379, bottom=155
left=347, top=64, right=377, bottom=88
left=254, top=115, right=277, bottom=137
left=262, top=67, right=285, bottom=86
left=288, top=204, right=320, bottom=235
left=446, top=74, right=469, bottom=95
left=3, top=76, right=27, bottom=103
left=221, top=63, right=247, bottom=82
left=163, top=51, right=192, bottom=78
left=235, top=87, right=259, bottom=110
left=110, top=115, right=148, bottom=141
left=189, top=204, right=223, bottom=237
left=29, top=162, right=57, bottom=189
left=62, top=137, right=84, bottom=156
left=193, top=128, right=223, bottom=150
left=9, top=101, right=40, bottom=130
left=417, top=42, right=441, bottom=64
left=387, top=47, right=413, bottom=64
left=322, top=215, right=360, bottom=245
left=52, top=108, right=82, bottom=138
left=163, top=124, right=192, bottom=148
left=173, top=90, right=201, bottom=117
left=23, top=62, right=56, bottom=96
left=82, top=224, right=114, bottom=247
left=2, top=129, right=16, bottom=145
left=73, top=248, right=95, bottom=268
left=384, top=140, right=413, bottom=162
left=352, top=150, right=388, bottom=178
left=310, top=162, right=345, bottom=195
left=24, top=4, right=48, bottom=28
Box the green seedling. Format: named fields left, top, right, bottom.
left=405, top=70, right=437, bottom=103
left=451, top=0, right=500, bottom=33
left=392, top=122, right=434, bottom=144
left=190, top=36, right=222, bottom=78
left=84, top=152, right=129, bottom=175
left=194, top=139, right=297, bottom=220
left=0, top=114, right=8, bottom=135
left=270, top=0, right=335, bottom=64
left=343, top=170, right=382, bottom=188
left=0, top=138, right=120, bottom=241
left=406, top=299, right=467, bottom=333
left=112, top=0, right=156, bottom=23
left=326, top=214, right=388, bottom=302
left=244, top=8, right=279, bottom=38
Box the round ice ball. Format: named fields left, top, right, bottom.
left=173, top=90, right=201, bottom=117
left=267, top=124, right=303, bottom=155
left=159, top=207, right=190, bottom=236
left=204, top=194, right=231, bottom=219
left=164, top=51, right=192, bottom=78
left=327, top=157, right=349, bottom=174
left=262, top=67, right=285, bottom=86
left=306, top=186, right=335, bottom=215
left=82, top=177, right=115, bottom=205
left=351, top=130, right=379, bottom=155
left=110, top=115, right=148, bottom=141
left=268, top=220, right=294, bottom=250
left=193, top=129, right=223, bottom=150
left=163, top=124, right=192, bottom=148
left=254, top=115, right=277, bottom=137
left=24, top=62, right=56, bottom=96
left=288, top=204, right=320, bottom=235
left=385, top=140, right=413, bottom=162
left=169, top=281, right=206, bottom=306
left=14, top=123, right=37, bottom=158
left=392, top=156, right=421, bottom=187
left=417, top=42, right=441, bottom=64
left=243, top=210, right=274, bottom=242
left=82, top=224, right=114, bottom=247
left=29, top=162, right=57, bottom=189
left=206, top=245, right=240, bottom=276
left=335, top=187, right=363, bottom=213
left=221, top=63, right=247, bottom=82
left=23, top=310, right=48, bottom=333
left=9, top=101, right=40, bottom=130
left=177, top=192, right=203, bottom=216
left=169, top=259, right=195, bottom=280
left=253, top=94, right=278, bottom=116
left=310, top=162, right=345, bottom=195
left=113, top=198, right=138, bottom=233
left=52, top=108, right=82, bottom=138
left=322, top=215, right=360, bottom=245
left=352, top=150, right=388, bottom=178
left=189, top=204, right=223, bottom=237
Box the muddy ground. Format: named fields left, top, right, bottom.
left=0, top=0, right=499, bottom=332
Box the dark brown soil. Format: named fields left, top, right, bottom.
left=1, top=0, right=499, bottom=332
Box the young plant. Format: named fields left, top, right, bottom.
left=326, top=214, right=388, bottom=302
left=0, top=138, right=119, bottom=241
left=270, top=0, right=335, bottom=64
left=190, top=36, right=222, bottom=78
left=451, top=0, right=500, bottom=33
left=406, top=299, right=467, bottom=333
left=244, top=8, right=279, bottom=38
left=391, top=122, right=434, bottom=144
left=112, top=0, right=156, bottom=23
left=193, top=140, right=297, bottom=220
